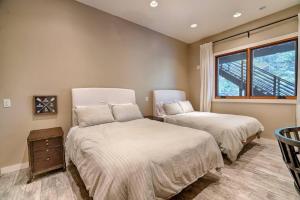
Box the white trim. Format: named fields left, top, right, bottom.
left=0, top=162, right=28, bottom=175
left=212, top=98, right=296, bottom=104
left=214, top=32, right=298, bottom=56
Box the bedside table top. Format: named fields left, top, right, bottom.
left=28, top=127, right=64, bottom=141
left=144, top=115, right=164, bottom=121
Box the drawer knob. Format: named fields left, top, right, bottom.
left=45, top=139, right=49, bottom=142
left=46, top=143, right=49, bottom=146
left=46, top=157, right=50, bottom=161
left=46, top=149, right=49, bottom=152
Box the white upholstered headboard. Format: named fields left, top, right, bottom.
left=153, top=90, right=186, bottom=117
left=72, top=88, right=136, bottom=126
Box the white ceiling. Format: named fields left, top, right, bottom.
left=76, top=0, right=300, bottom=43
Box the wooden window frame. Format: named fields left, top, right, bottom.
left=215, top=37, right=298, bottom=100
left=215, top=49, right=248, bottom=99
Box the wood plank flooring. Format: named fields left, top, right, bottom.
left=0, top=138, right=298, bottom=200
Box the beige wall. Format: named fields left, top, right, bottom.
left=0, top=0, right=189, bottom=168
left=188, top=5, right=300, bottom=139
left=0, top=0, right=298, bottom=168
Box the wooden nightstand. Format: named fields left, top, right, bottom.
left=144, top=115, right=164, bottom=122
left=27, top=127, right=66, bottom=183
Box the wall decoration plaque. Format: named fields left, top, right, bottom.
left=33, top=96, right=57, bottom=115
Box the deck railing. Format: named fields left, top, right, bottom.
left=219, top=61, right=295, bottom=96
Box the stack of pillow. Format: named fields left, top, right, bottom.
left=162, top=100, right=194, bottom=116
left=75, top=103, right=143, bottom=128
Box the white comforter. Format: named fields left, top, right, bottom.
left=164, top=112, right=264, bottom=162
left=66, top=118, right=223, bottom=200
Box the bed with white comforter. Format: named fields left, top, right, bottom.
left=164, top=112, right=264, bottom=161
left=66, top=118, right=224, bottom=200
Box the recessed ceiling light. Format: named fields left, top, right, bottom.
left=150, top=0, right=158, bottom=8
left=233, top=12, right=242, bottom=18
left=190, top=24, right=198, bottom=28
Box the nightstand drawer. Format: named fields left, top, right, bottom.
left=33, top=147, right=63, bottom=172
left=32, top=137, right=62, bottom=151
left=34, top=146, right=63, bottom=157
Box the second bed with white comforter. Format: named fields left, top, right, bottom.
left=66, top=118, right=224, bottom=200
left=164, top=112, right=264, bottom=161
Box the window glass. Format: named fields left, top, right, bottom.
left=251, top=40, right=297, bottom=97
left=216, top=51, right=247, bottom=97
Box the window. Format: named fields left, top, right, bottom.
left=216, top=51, right=247, bottom=97
left=215, top=37, right=298, bottom=99
left=251, top=40, right=297, bottom=97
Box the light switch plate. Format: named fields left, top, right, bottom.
left=145, top=97, right=149, bottom=102
left=3, top=98, right=12, bottom=108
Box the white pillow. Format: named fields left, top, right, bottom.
left=178, top=101, right=194, bottom=113
left=163, top=102, right=183, bottom=115
left=75, top=105, right=114, bottom=127
left=112, top=104, right=143, bottom=122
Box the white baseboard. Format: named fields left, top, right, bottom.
left=0, top=162, right=29, bottom=175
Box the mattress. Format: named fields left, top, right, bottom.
left=65, top=118, right=224, bottom=200
left=164, top=112, right=264, bottom=161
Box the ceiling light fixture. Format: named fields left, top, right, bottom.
left=190, top=24, right=198, bottom=28
left=233, top=12, right=242, bottom=18
left=150, top=0, right=158, bottom=8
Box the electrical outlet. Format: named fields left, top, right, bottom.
left=3, top=98, right=12, bottom=108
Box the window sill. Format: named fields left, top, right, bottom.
left=212, top=98, right=296, bottom=104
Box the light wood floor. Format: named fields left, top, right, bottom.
left=0, top=138, right=299, bottom=200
